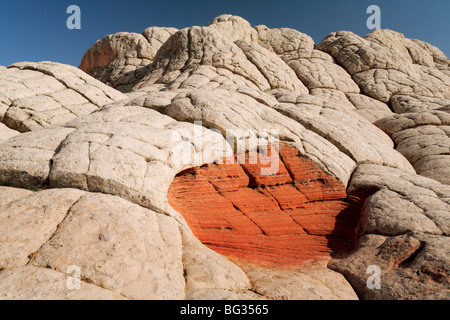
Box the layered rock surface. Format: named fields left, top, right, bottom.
left=0, top=14, right=449, bottom=300
left=168, top=144, right=371, bottom=266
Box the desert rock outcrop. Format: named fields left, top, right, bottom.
left=0, top=14, right=449, bottom=300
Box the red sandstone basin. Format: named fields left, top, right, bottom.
left=168, top=144, right=371, bottom=267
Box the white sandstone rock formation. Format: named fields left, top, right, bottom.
left=0, top=14, right=449, bottom=300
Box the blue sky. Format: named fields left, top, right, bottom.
left=1, top=0, right=449, bottom=67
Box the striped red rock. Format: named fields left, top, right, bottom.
left=168, top=144, right=371, bottom=267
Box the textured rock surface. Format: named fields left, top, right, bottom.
left=79, top=27, right=178, bottom=92
left=0, top=186, right=255, bottom=300
left=329, top=233, right=450, bottom=300
left=332, top=164, right=450, bottom=300
left=242, top=261, right=358, bottom=300
left=0, top=104, right=227, bottom=213
left=317, top=30, right=450, bottom=184
left=0, top=267, right=127, bottom=300
left=168, top=144, right=371, bottom=266
left=0, top=61, right=126, bottom=133
left=0, top=123, right=20, bottom=143
left=0, top=188, right=86, bottom=268
left=375, top=110, right=450, bottom=184
left=0, top=14, right=449, bottom=300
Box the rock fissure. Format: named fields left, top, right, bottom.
left=25, top=194, right=86, bottom=267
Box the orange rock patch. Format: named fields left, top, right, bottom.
left=79, top=44, right=115, bottom=73
left=168, top=144, right=370, bottom=267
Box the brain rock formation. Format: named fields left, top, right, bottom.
left=0, top=15, right=449, bottom=300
